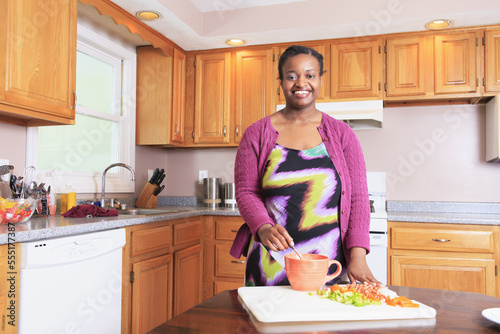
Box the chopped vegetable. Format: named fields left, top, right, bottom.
left=314, top=283, right=419, bottom=308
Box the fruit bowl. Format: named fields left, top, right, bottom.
left=0, top=197, right=39, bottom=224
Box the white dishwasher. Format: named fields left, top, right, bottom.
left=18, top=228, right=126, bottom=334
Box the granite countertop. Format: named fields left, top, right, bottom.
left=2, top=199, right=500, bottom=245
left=0, top=205, right=240, bottom=245
left=387, top=201, right=500, bottom=226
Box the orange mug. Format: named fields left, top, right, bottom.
left=285, top=253, right=342, bottom=291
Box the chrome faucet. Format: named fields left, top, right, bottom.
left=101, top=163, right=135, bottom=207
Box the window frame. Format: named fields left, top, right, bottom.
left=26, top=23, right=137, bottom=195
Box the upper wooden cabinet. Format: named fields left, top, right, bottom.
left=171, top=49, right=186, bottom=144
left=194, top=52, right=231, bottom=144
left=485, top=28, right=500, bottom=94
left=136, top=46, right=186, bottom=146
left=0, top=0, right=77, bottom=126
left=385, top=31, right=482, bottom=101
left=434, top=32, right=480, bottom=95
left=386, top=35, right=430, bottom=97
left=234, top=48, right=275, bottom=143
left=330, top=38, right=383, bottom=100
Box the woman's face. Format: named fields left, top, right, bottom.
left=280, top=53, right=322, bottom=110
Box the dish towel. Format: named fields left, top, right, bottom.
left=62, top=204, right=118, bottom=218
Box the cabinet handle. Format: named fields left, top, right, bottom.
left=72, top=91, right=77, bottom=110
left=432, top=238, right=451, bottom=242
left=223, top=125, right=227, bottom=137
left=232, top=260, right=245, bottom=264
left=174, top=123, right=178, bottom=135
left=236, top=125, right=239, bottom=137
left=231, top=229, right=238, bottom=233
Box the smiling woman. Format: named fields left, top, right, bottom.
left=26, top=22, right=137, bottom=195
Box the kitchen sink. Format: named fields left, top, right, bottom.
left=117, top=208, right=183, bottom=216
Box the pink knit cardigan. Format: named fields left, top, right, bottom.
left=230, top=113, right=371, bottom=263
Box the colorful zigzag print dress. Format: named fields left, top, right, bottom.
left=244, top=142, right=346, bottom=286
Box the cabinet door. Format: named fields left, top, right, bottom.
left=0, top=0, right=76, bottom=125
left=173, top=244, right=203, bottom=317
left=386, top=35, right=428, bottom=97
left=194, top=52, right=231, bottom=144
left=276, top=44, right=327, bottom=103
left=391, top=255, right=496, bottom=296
left=485, top=29, right=500, bottom=93
left=171, top=48, right=186, bottom=143
left=434, top=32, right=479, bottom=94
left=331, top=38, right=382, bottom=99
left=234, top=48, right=274, bottom=143
left=131, top=254, right=173, bottom=334
left=136, top=45, right=174, bottom=145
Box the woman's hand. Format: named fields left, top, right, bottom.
left=347, top=247, right=383, bottom=286
left=257, top=224, right=293, bottom=252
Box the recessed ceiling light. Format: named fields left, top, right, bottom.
left=225, top=39, right=246, bottom=46
left=136, top=11, right=161, bottom=21
left=425, top=19, right=451, bottom=30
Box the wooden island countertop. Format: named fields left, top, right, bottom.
left=150, top=285, right=500, bottom=333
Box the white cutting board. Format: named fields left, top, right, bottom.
left=238, top=286, right=436, bottom=323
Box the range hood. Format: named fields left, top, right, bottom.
left=277, top=100, right=383, bottom=129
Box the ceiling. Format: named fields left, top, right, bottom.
left=103, top=0, right=500, bottom=51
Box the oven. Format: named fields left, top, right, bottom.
left=366, top=172, right=388, bottom=285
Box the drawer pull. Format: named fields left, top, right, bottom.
left=230, top=229, right=238, bottom=233
left=231, top=260, right=245, bottom=264
left=432, top=238, right=451, bottom=242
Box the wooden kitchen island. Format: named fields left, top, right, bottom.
left=150, top=285, right=500, bottom=333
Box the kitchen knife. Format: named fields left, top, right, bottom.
left=154, top=185, right=164, bottom=196
left=149, top=168, right=160, bottom=184
left=156, top=173, right=165, bottom=186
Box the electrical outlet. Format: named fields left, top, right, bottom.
left=198, top=170, right=208, bottom=183
left=148, top=169, right=154, bottom=181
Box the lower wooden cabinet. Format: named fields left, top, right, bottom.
left=203, top=216, right=246, bottom=299
left=122, top=217, right=202, bottom=334
left=388, top=221, right=499, bottom=298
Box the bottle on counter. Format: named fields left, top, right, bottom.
left=61, top=184, right=76, bottom=214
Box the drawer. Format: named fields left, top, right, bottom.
left=215, top=218, right=244, bottom=241
left=215, top=243, right=246, bottom=278
left=214, top=280, right=244, bottom=294
left=173, top=220, right=202, bottom=246
left=391, top=227, right=494, bottom=253
left=131, top=225, right=172, bottom=257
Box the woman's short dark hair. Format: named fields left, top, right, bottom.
left=278, top=45, right=325, bottom=80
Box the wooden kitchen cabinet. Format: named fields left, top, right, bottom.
left=234, top=48, right=275, bottom=143
left=0, top=0, right=77, bottom=126
left=122, top=217, right=203, bottom=334
left=434, top=31, right=481, bottom=95
left=193, top=52, right=231, bottom=144
left=388, top=222, right=499, bottom=298
left=202, top=216, right=246, bottom=298
left=171, top=48, right=186, bottom=144
left=330, top=37, right=383, bottom=100
left=385, top=35, right=431, bottom=97
left=136, top=45, right=186, bottom=146
left=385, top=30, right=482, bottom=102
left=484, top=28, right=500, bottom=94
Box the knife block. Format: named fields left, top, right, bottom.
left=135, top=182, right=158, bottom=208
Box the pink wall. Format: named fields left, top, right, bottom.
left=2, top=104, right=500, bottom=202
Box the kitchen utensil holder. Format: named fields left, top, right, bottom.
left=135, top=182, right=158, bottom=208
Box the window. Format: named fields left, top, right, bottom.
left=27, top=23, right=136, bottom=194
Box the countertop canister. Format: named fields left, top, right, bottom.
left=224, top=183, right=237, bottom=208
left=203, top=178, right=222, bottom=208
